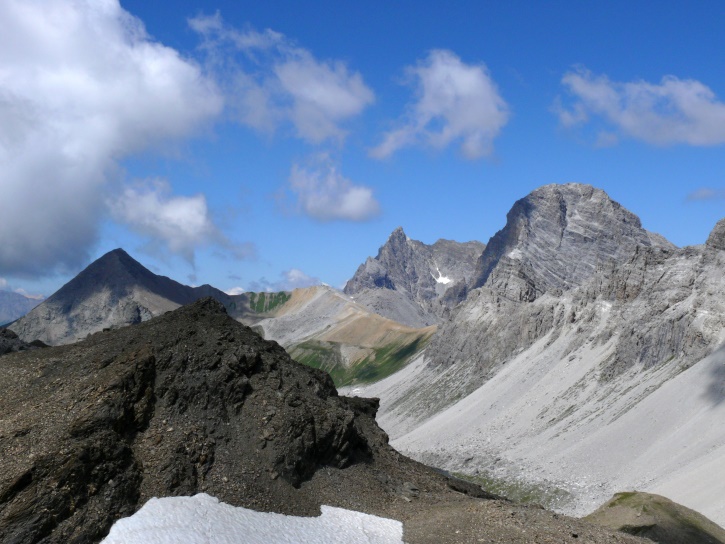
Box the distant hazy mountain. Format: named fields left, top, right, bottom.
left=346, top=183, right=725, bottom=526
left=344, top=227, right=485, bottom=327
left=0, top=290, right=44, bottom=325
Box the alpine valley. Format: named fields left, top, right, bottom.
left=4, top=182, right=725, bottom=543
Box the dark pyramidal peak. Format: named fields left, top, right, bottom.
left=470, top=183, right=675, bottom=301
left=344, top=226, right=485, bottom=326
left=49, top=248, right=200, bottom=306
left=9, top=249, right=233, bottom=345
left=0, top=298, right=653, bottom=544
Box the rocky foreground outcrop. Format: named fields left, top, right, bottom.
left=0, top=328, right=44, bottom=356
left=0, top=298, right=647, bottom=544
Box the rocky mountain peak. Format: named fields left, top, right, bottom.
left=706, top=217, right=725, bottom=251
left=387, top=226, right=407, bottom=241
left=71, top=248, right=156, bottom=288
left=344, top=228, right=485, bottom=326
left=471, top=183, right=672, bottom=300
left=10, top=249, right=231, bottom=345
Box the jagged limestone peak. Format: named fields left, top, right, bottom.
left=471, top=183, right=670, bottom=298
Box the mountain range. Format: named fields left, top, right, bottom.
left=9, top=248, right=435, bottom=388
left=346, top=183, right=725, bottom=526
left=6, top=181, right=725, bottom=537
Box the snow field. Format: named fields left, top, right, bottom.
left=102, top=493, right=404, bottom=544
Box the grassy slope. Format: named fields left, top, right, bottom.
left=290, top=333, right=433, bottom=388
left=584, top=491, right=725, bottom=544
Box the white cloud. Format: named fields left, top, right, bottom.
left=247, top=268, right=320, bottom=292
left=557, top=68, right=725, bottom=146
left=14, top=288, right=44, bottom=300
left=371, top=50, right=509, bottom=159
left=0, top=0, right=223, bottom=277
left=225, top=286, right=246, bottom=295
left=287, top=155, right=380, bottom=222
left=189, top=14, right=374, bottom=143
left=109, top=179, right=254, bottom=264
left=687, top=188, right=725, bottom=201
left=0, top=278, right=7, bottom=290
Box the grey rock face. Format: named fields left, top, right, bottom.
left=344, top=227, right=485, bottom=326
left=470, top=183, right=674, bottom=300
left=706, top=217, right=725, bottom=251
left=422, top=183, right=706, bottom=415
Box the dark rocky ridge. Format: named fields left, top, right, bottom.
left=0, top=298, right=648, bottom=544
left=344, top=227, right=485, bottom=326
left=0, top=328, right=45, bottom=356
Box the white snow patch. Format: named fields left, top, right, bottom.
left=431, top=265, right=452, bottom=285
left=102, top=493, right=404, bottom=544
left=507, top=248, right=523, bottom=260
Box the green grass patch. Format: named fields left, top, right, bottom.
left=351, top=336, right=428, bottom=385
left=453, top=471, right=573, bottom=510
left=290, top=341, right=348, bottom=384
left=247, top=291, right=291, bottom=314
left=290, top=334, right=431, bottom=387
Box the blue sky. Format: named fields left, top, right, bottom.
left=2, top=0, right=725, bottom=298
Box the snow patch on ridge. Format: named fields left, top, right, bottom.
left=431, top=264, right=452, bottom=285
left=102, top=493, right=404, bottom=544
left=507, top=248, right=523, bottom=260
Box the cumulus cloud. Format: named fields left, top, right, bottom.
left=189, top=13, right=374, bottom=143
left=109, top=180, right=254, bottom=264
left=0, top=0, right=223, bottom=277
left=286, top=155, right=380, bottom=222
left=0, top=278, right=7, bottom=290
left=15, top=288, right=45, bottom=300
left=371, top=50, right=509, bottom=159
left=244, top=268, right=320, bottom=293
left=557, top=68, right=725, bottom=146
